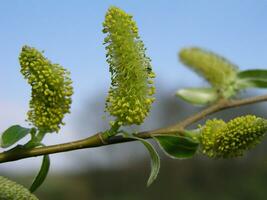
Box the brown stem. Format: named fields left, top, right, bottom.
left=0, top=94, right=267, bottom=163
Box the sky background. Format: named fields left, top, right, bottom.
left=0, top=0, right=267, bottom=173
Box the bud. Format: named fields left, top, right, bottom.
left=0, top=176, right=39, bottom=200
left=103, top=7, right=155, bottom=125
left=19, top=46, right=73, bottom=133
left=179, top=47, right=238, bottom=98
left=200, top=115, right=267, bottom=158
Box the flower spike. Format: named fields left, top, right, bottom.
left=179, top=47, right=238, bottom=98
left=0, top=176, right=39, bottom=200
left=19, top=46, right=73, bottom=133
left=200, top=115, right=267, bottom=158
left=103, top=7, right=156, bottom=125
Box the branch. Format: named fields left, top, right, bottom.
left=0, top=94, right=267, bottom=163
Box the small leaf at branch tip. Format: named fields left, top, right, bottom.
left=1, top=125, right=31, bottom=148
left=176, top=87, right=218, bottom=106
left=237, top=69, right=267, bottom=89
left=123, top=134, right=160, bottom=186
left=237, top=69, right=267, bottom=80
left=0, top=135, right=2, bottom=148
left=154, top=135, right=199, bottom=159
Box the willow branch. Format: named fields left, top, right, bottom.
left=0, top=94, right=267, bottom=163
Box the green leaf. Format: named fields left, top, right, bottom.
left=1, top=125, right=31, bottom=148
left=238, top=69, right=267, bottom=80
left=238, top=79, right=267, bottom=88
left=30, top=154, right=50, bottom=193
left=124, top=134, right=160, bottom=187
left=176, top=87, right=218, bottom=105
left=154, top=135, right=199, bottom=159
left=237, top=69, right=267, bottom=89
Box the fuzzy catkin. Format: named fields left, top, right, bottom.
left=200, top=119, right=226, bottom=157
left=0, top=176, right=39, bottom=200
left=200, top=115, right=267, bottom=158
left=103, top=7, right=156, bottom=125
left=179, top=47, right=238, bottom=97
left=19, top=46, right=73, bottom=133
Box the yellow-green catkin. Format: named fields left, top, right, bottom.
left=19, top=46, right=73, bottom=133
left=200, top=115, right=267, bottom=158
left=179, top=47, right=238, bottom=97
left=200, top=119, right=226, bottom=158
left=103, top=7, right=156, bottom=125
left=0, top=176, right=39, bottom=200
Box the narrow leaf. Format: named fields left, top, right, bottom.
left=124, top=134, right=160, bottom=187
left=239, top=79, right=267, bottom=88
left=1, top=125, right=31, bottom=148
left=176, top=87, right=218, bottom=105
left=237, top=69, right=267, bottom=89
left=30, top=154, right=50, bottom=193
left=238, top=69, right=267, bottom=80
left=154, top=135, right=199, bottom=159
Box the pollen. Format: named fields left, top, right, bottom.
left=200, top=115, right=267, bottom=158
left=19, top=46, right=73, bottom=133
left=103, top=7, right=155, bottom=125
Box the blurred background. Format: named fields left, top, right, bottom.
left=1, top=0, right=267, bottom=199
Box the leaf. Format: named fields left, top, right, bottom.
left=238, top=69, right=267, bottom=80
left=237, top=79, right=267, bottom=89
left=237, top=69, right=267, bottom=89
left=1, top=125, right=31, bottom=148
left=239, top=79, right=267, bottom=88
left=30, top=154, right=50, bottom=193
left=176, top=87, right=218, bottom=105
left=154, top=135, right=199, bottom=159
left=124, top=134, right=160, bottom=187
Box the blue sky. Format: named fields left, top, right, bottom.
left=0, top=1, right=267, bottom=172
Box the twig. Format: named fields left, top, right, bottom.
left=0, top=94, right=266, bottom=163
